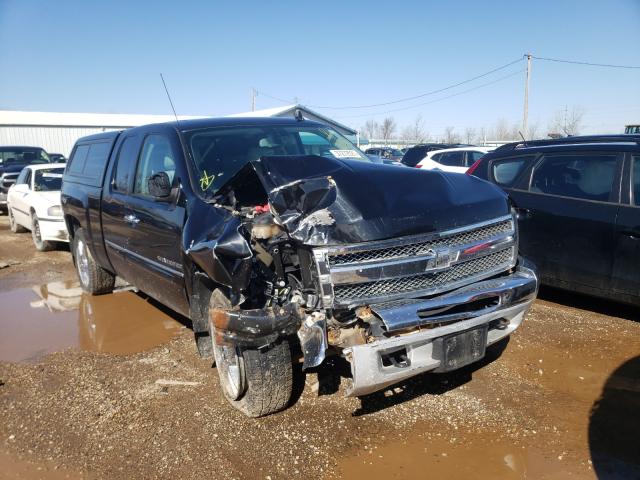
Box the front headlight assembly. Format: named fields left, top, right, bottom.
left=47, top=205, right=63, bottom=217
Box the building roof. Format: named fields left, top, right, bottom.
left=0, top=105, right=357, bottom=136
left=0, top=110, right=202, bottom=128
left=228, top=104, right=357, bottom=136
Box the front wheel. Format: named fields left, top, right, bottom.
left=31, top=214, right=54, bottom=251
left=209, top=290, right=293, bottom=417
left=72, top=228, right=115, bottom=295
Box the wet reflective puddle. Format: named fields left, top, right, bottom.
left=337, top=432, right=569, bottom=480
left=0, top=281, right=185, bottom=362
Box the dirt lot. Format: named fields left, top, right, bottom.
left=1, top=215, right=639, bottom=479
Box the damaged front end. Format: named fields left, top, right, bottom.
left=186, top=154, right=538, bottom=396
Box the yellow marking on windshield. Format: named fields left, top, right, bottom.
left=199, top=170, right=216, bottom=190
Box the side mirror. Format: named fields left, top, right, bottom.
left=148, top=172, right=172, bottom=198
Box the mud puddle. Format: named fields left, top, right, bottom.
left=337, top=429, right=583, bottom=480
left=0, top=281, right=184, bottom=362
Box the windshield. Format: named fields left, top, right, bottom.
left=33, top=167, right=64, bottom=191
left=0, top=148, right=50, bottom=166
left=184, top=124, right=370, bottom=195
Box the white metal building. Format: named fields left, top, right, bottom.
left=0, top=111, right=201, bottom=157
left=0, top=105, right=358, bottom=157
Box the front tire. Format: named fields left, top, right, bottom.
left=8, top=208, right=27, bottom=233
left=31, top=214, right=54, bottom=251
left=72, top=228, right=115, bottom=295
left=209, top=289, right=293, bottom=417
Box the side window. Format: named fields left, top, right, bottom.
left=531, top=153, right=619, bottom=202
left=24, top=169, right=32, bottom=189
left=438, top=152, right=465, bottom=167
left=68, top=144, right=90, bottom=175
left=134, top=134, right=176, bottom=196
left=431, top=153, right=443, bottom=164
left=83, top=142, right=111, bottom=179
left=633, top=155, right=640, bottom=206
left=491, top=156, right=530, bottom=187
left=15, top=168, right=28, bottom=185
left=113, top=136, right=140, bottom=192
left=467, top=151, right=486, bottom=166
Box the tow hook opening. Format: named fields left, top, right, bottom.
left=381, top=348, right=411, bottom=369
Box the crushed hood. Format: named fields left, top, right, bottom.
left=218, top=155, right=510, bottom=246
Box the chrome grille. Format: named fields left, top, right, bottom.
left=328, top=219, right=513, bottom=266
left=313, top=215, right=517, bottom=308
left=0, top=173, right=18, bottom=193
left=333, top=248, right=514, bottom=301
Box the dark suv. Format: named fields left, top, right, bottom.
left=0, top=146, right=51, bottom=212
left=469, top=135, right=640, bottom=305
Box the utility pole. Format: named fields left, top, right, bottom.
left=251, top=87, right=256, bottom=112
left=522, top=53, right=532, bottom=138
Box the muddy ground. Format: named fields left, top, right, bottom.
left=0, top=215, right=639, bottom=479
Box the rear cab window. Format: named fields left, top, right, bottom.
left=66, top=140, right=114, bottom=187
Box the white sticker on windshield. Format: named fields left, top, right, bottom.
left=330, top=149, right=360, bottom=159
left=42, top=173, right=63, bottom=178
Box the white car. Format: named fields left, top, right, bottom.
left=416, top=146, right=494, bottom=173
left=7, top=163, right=68, bottom=251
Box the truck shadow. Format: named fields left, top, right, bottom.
left=309, top=338, right=510, bottom=417
left=588, top=355, right=640, bottom=479
left=537, top=285, right=640, bottom=323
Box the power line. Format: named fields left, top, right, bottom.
left=306, top=57, right=525, bottom=110
left=334, top=69, right=525, bottom=119
left=532, top=55, right=640, bottom=69
left=256, top=90, right=295, bottom=105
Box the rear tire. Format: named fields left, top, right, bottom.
left=31, top=214, right=54, bottom=251
left=72, top=228, right=115, bottom=295
left=209, top=289, right=293, bottom=417
left=8, top=208, right=27, bottom=233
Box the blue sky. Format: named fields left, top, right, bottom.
left=1, top=0, right=639, bottom=136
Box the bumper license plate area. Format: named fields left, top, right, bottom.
left=436, top=326, right=488, bottom=372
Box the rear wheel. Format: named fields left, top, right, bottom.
left=209, top=289, right=293, bottom=417
left=72, top=228, right=115, bottom=294
left=8, top=208, right=26, bottom=233
left=31, top=214, right=54, bottom=251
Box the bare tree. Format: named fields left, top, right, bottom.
left=380, top=117, right=397, bottom=144
left=464, top=127, right=476, bottom=144
left=527, top=122, right=540, bottom=140
left=494, top=118, right=510, bottom=141
left=362, top=120, right=379, bottom=140
left=550, top=106, right=584, bottom=136
left=444, top=126, right=460, bottom=144
left=476, top=127, right=487, bottom=145
left=409, top=115, right=428, bottom=143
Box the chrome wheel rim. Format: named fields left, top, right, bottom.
left=33, top=218, right=42, bottom=243
left=213, top=343, right=244, bottom=400
left=76, top=239, right=90, bottom=287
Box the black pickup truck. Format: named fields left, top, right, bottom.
left=61, top=116, right=538, bottom=417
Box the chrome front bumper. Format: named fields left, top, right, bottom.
left=344, top=264, right=537, bottom=397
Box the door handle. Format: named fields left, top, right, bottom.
left=514, top=207, right=532, bottom=220
left=124, top=214, right=140, bottom=225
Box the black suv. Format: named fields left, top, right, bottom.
left=0, top=146, right=51, bottom=212
left=469, top=135, right=640, bottom=305
left=401, top=143, right=469, bottom=167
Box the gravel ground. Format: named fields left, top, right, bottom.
left=1, top=215, right=639, bottom=479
